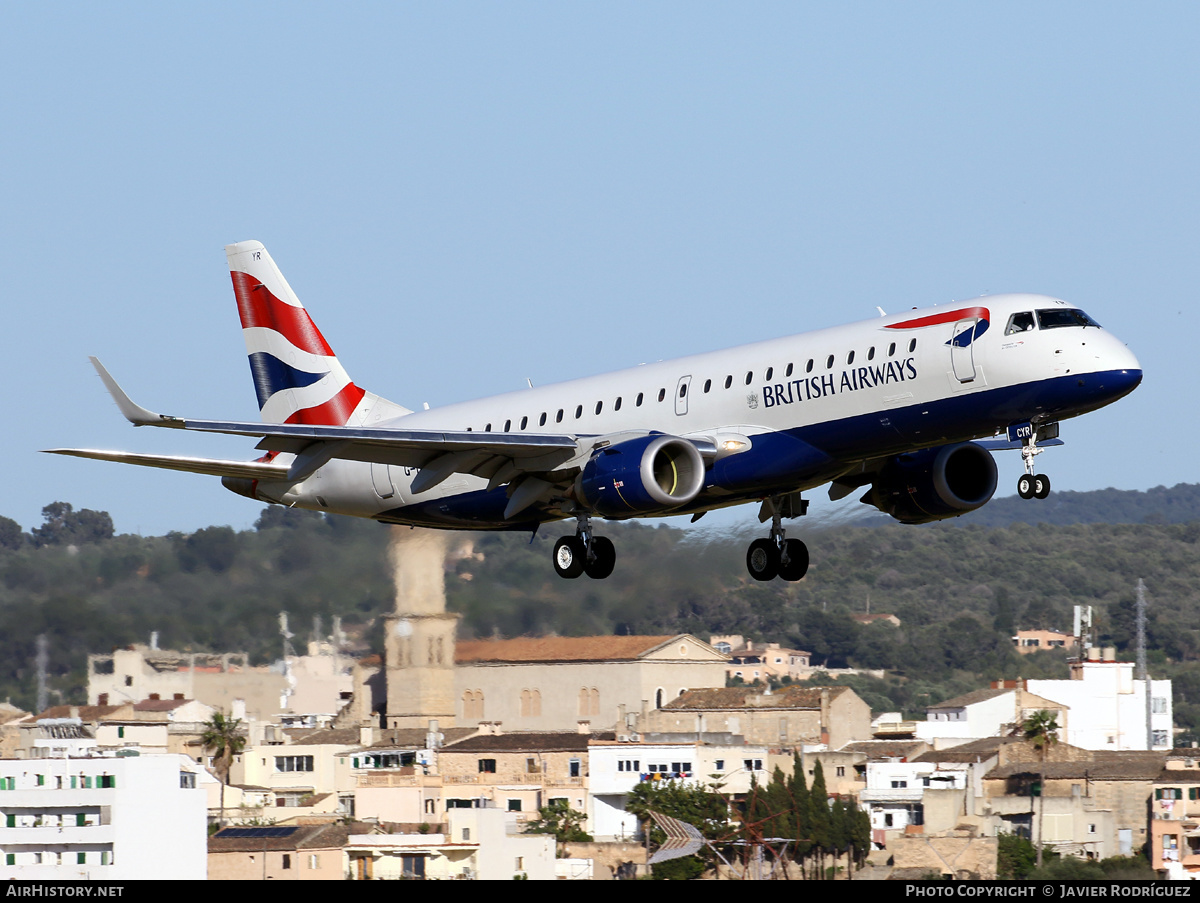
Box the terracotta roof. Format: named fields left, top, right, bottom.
left=838, top=740, right=930, bottom=759
left=662, top=686, right=846, bottom=711
left=913, top=737, right=1017, bottom=763
left=442, top=732, right=613, bottom=753
left=132, top=698, right=191, bottom=712
left=33, top=705, right=124, bottom=722
left=986, top=751, right=1166, bottom=782
left=1155, top=769, right=1200, bottom=784
left=455, top=635, right=686, bottom=664
left=928, top=688, right=1013, bottom=710
left=282, top=728, right=368, bottom=747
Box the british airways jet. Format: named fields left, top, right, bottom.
left=49, top=241, right=1142, bottom=581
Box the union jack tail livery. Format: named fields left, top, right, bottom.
left=225, top=241, right=410, bottom=426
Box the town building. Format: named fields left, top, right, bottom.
left=1012, top=629, right=1077, bottom=654
left=0, top=753, right=208, bottom=879
left=917, top=685, right=1066, bottom=747
left=588, top=737, right=770, bottom=840
left=639, top=684, right=872, bottom=749
left=1149, top=751, right=1200, bottom=879
left=1026, top=657, right=1172, bottom=751
left=452, top=635, right=728, bottom=732
left=208, top=823, right=356, bottom=880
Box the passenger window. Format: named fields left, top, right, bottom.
left=575, top=405, right=583, bottom=419
left=908, top=339, right=917, bottom=353
left=724, top=375, right=732, bottom=389
left=888, top=342, right=896, bottom=357
left=636, top=393, right=644, bottom=406
left=867, top=347, right=875, bottom=361
left=595, top=401, right=602, bottom=415
left=703, top=379, right=711, bottom=393
left=825, top=355, right=834, bottom=369
left=1006, top=312, right=1035, bottom=335
left=785, top=363, right=793, bottom=377
left=555, top=409, right=563, bottom=423
left=658, top=388, right=666, bottom=402
left=765, top=367, right=773, bottom=380
left=847, top=351, right=855, bottom=365
left=485, top=424, right=491, bottom=431
left=805, top=359, right=814, bottom=373
left=614, top=397, right=622, bottom=411
left=745, top=372, right=753, bottom=385
left=539, top=413, right=547, bottom=427
left=679, top=384, right=687, bottom=398
left=503, top=420, right=511, bottom=431
left=520, top=416, right=528, bottom=430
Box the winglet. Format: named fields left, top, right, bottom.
left=89, top=357, right=184, bottom=428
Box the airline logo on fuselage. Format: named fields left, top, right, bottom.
left=888, top=305, right=991, bottom=348
left=760, top=358, right=918, bottom=408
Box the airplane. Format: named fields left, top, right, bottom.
left=47, top=240, right=1142, bottom=581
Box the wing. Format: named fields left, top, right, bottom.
left=47, top=359, right=585, bottom=503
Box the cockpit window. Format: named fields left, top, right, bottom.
left=1005, top=312, right=1035, bottom=335
left=1036, top=308, right=1102, bottom=330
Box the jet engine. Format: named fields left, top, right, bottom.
left=575, top=434, right=706, bottom=517
left=860, top=442, right=997, bottom=524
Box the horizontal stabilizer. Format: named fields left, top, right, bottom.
left=42, top=448, right=290, bottom=481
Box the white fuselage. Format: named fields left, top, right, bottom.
left=262, top=293, right=1140, bottom=527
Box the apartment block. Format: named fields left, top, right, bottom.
left=0, top=754, right=207, bottom=880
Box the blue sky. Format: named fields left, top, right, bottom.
left=2, top=4, right=1195, bottom=536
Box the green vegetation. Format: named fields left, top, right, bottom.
left=3, top=485, right=1200, bottom=740
left=522, top=799, right=593, bottom=844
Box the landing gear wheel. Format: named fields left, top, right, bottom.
left=585, top=536, right=616, bottom=579
left=1017, top=474, right=1035, bottom=499
left=553, top=536, right=586, bottom=579
left=778, top=538, right=809, bottom=582
left=746, top=538, right=780, bottom=581
left=1033, top=474, right=1051, bottom=500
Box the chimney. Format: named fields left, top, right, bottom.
left=577, top=720, right=591, bottom=734
left=360, top=725, right=374, bottom=748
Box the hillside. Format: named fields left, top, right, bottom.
left=1, top=485, right=1198, bottom=733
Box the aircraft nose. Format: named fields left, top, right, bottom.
left=1096, top=337, right=1142, bottom=400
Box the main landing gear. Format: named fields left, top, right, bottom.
left=552, top=513, right=615, bottom=580
left=746, top=493, right=809, bottom=582
left=1016, top=427, right=1052, bottom=500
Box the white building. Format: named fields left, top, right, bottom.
left=345, top=807, right=555, bottom=880
left=0, top=754, right=208, bottom=880
left=915, top=686, right=1066, bottom=747
left=588, top=738, right=769, bottom=840
left=858, top=758, right=969, bottom=843
left=1027, top=659, right=1172, bottom=751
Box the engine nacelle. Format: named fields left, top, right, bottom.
left=861, top=442, right=997, bottom=524
left=576, top=434, right=706, bottom=517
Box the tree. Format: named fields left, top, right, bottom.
left=31, top=502, right=114, bottom=547
left=625, top=778, right=729, bottom=879
left=1022, top=710, right=1060, bottom=869
left=523, top=799, right=593, bottom=843
left=201, top=711, right=246, bottom=827
left=0, top=516, right=24, bottom=550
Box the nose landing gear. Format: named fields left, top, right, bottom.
left=552, top=513, right=616, bottom=579
left=1017, top=427, right=1053, bottom=500
left=746, top=493, right=809, bottom=582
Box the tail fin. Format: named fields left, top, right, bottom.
left=225, top=241, right=410, bottom=425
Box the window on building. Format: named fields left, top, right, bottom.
left=570, top=759, right=581, bottom=778
left=282, top=854, right=291, bottom=869
left=836, top=766, right=846, bottom=777
left=478, top=759, right=496, bottom=774
left=508, top=799, right=522, bottom=811
left=180, top=772, right=196, bottom=789
left=275, top=756, right=314, bottom=773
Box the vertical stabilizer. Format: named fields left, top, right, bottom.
left=225, top=241, right=410, bottom=425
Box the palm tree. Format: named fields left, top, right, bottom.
left=1022, top=710, right=1060, bottom=869
left=201, top=711, right=246, bottom=828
